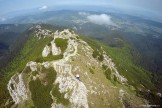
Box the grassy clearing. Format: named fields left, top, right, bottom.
left=29, top=78, right=52, bottom=108
left=54, top=38, right=68, bottom=53
left=52, top=84, right=70, bottom=106
left=29, top=66, right=70, bottom=107
left=35, top=54, right=63, bottom=62
left=29, top=67, right=56, bottom=108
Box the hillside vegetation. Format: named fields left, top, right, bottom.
left=0, top=25, right=161, bottom=107
left=0, top=25, right=65, bottom=106
left=82, top=36, right=162, bottom=106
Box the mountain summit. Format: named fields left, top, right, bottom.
left=4, top=25, right=156, bottom=108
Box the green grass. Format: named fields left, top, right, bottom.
left=2, top=34, right=53, bottom=74
left=0, top=33, right=53, bottom=106
left=92, top=50, right=99, bottom=58
left=103, top=46, right=154, bottom=89
left=102, top=64, right=108, bottom=70
left=0, top=28, right=156, bottom=106
left=0, top=32, right=70, bottom=106
left=23, top=66, right=31, bottom=74
left=89, top=42, right=104, bottom=62
left=35, top=54, right=63, bottom=62
left=29, top=67, right=57, bottom=108
left=103, top=68, right=118, bottom=85
left=54, top=38, right=68, bottom=53
left=31, top=71, right=38, bottom=76
left=81, top=36, right=155, bottom=90
left=29, top=66, right=70, bottom=107
left=52, top=84, right=70, bottom=106
left=104, top=68, right=111, bottom=80
left=89, top=68, right=94, bottom=74
left=41, top=67, right=57, bottom=84
left=29, top=78, right=52, bottom=108
left=92, top=49, right=104, bottom=61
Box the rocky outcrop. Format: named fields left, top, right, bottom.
left=7, top=73, right=29, bottom=104
left=7, top=27, right=89, bottom=107
left=51, top=41, right=61, bottom=55
left=42, top=45, right=51, bottom=57
left=102, top=52, right=127, bottom=84
left=42, top=41, right=61, bottom=57
left=26, top=61, right=38, bottom=71
left=51, top=29, right=88, bottom=108
left=7, top=25, right=147, bottom=108
left=53, top=62, right=88, bottom=108
left=35, top=25, right=53, bottom=39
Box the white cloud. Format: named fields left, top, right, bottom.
left=87, top=14, right=115, bottom=26
left=78, top=12, right=89, bottom=16
left=39, top=5, right=48, bottom=10
left=0, top=17, right=6, bottom=22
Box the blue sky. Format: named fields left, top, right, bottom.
left=0, top=0, right=162, bottom=17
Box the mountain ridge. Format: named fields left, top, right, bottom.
left=0, top=24, right=161, bottom=108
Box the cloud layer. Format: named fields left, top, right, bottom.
left=78, top=12, right=89, bottom=16
left=39, top=5, right=48, bottom=10
left=87, top=14, right=115, bottom=26
left=0, top=17, right=6, bottom=22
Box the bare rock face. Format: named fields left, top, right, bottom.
left=27, top=61, right=38, bottom=71
left=51, top=41, right=61, bottom=55
left=35, top=25, right=53, bottom=39
left=7, top=73, right=29, bottom=104
left=53, top=62, right=88, bottom=108
left=102, top=53, right=127, bottom=84
left=7, top=25, right=147, bottom=108
left=42, top=45, right=51, bottom=57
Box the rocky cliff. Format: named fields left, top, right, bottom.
left=6, top=25, right=148, bottom=108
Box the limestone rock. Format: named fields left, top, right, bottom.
left=7, top=73, right=29, bottom=104
left=42, top=45, right=51, bottom=57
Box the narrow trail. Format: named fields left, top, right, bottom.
left=50, top=30, right=89, bottom=108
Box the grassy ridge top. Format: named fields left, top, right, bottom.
left=0, top=25, right=158, bottom=107
left=81, top=36, right=155, bottom=90
left=0, top=30, right=53, bottom=106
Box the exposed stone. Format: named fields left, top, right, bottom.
left=26, top=61, right=37, bottom=71
left=7, top=28, right=132, bottom=108
left=42, top=45, right=51, bottom=57
left=119, top=89, right=126, bottom=108
left=102, top=53, right=127, bottom=84
left=51, top=40, right=61, bottom=55
left=7, top=73, right=29, bottom=104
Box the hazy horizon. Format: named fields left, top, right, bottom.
left=0, top=0, right=162, bottom=23
left=1, top=0, right=162, bottom=14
